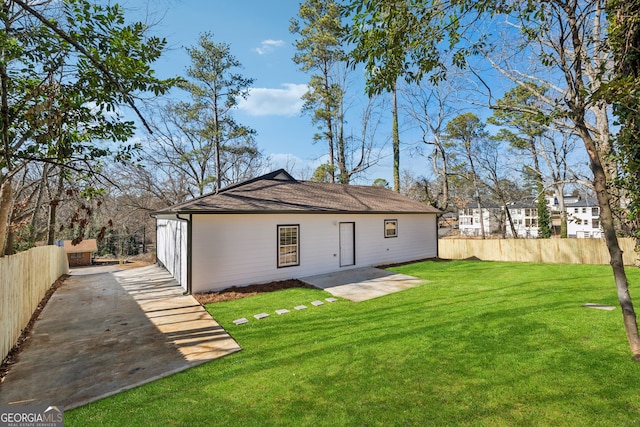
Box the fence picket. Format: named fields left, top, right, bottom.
left=1, top=246, right=68, bottom=362
left=439, top=238, right=638, bottom=266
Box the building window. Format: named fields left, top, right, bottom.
left=592, top=207, right=599, bottom=216
left=525, top=218, right=538, bottom=227
left=384, top=219, right=398, bottom=238
left=582, top=207, right=587, bottom=214
left=277, top=225, right=299, bottom=268
left=592, top=219, right=601, bottom=229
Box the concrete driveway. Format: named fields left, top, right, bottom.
left=0, top=264, right=241, bottom=410
left=301, top=267, right=426, bottom=302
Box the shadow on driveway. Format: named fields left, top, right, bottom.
left=0, top=264, right=241, bottom=410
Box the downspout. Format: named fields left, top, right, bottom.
left=435, top=213, right=440, bottom=259
left=177, top=213, right=193, bottom=295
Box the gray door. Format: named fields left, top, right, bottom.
left=339, top=222, right=355, bottom=267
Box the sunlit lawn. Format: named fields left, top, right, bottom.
left=67, top=260, right=640, bottom=426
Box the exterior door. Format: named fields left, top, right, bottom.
left=339, top=222, right=355, bottom=267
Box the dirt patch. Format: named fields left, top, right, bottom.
left=117, top=260, right=155, bottom=270
left=1, top=275, right=68, bottom=382
left=94, top=252, right=156, bottom=270
left=376, top=256, right=445, bottom=268
left=194, top=279, right=316, bottom=304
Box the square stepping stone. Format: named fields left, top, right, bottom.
left=325, top=297, right=338, bottom=303
left=275, top=309, right=290, bottom=315
left=254, top=313, right=270, bottom=319
left=311, top=300, right=324, bottom=306
left=294, top=305, right=307, bottom=310
left=583, top=303, right=616, bottom=311
left=233, top=318, right=248, bottom=325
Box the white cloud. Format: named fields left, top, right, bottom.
left=255, top=39, right=285, bottom=55
left=237, top=83, right=307, bottom=116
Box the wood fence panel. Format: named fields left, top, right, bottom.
left=1, top=246, right=69, bottom=362
left=439, top=238, right=638, bottom=266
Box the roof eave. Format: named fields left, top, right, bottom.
left=159, top=208, right=440, bottom=215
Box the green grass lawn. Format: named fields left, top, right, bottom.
left=67, top=260, right=640, bottom=426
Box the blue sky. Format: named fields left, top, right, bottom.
left=113, top=1, right=594, bottom=190
left=118, top=0, right=407, bottom=184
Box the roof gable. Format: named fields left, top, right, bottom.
left=63, top=239, right=98, bottom=253
left=153, top=170, right=440, bottom=215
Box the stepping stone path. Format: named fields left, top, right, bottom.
left=232, top=297, right=341, bottom=326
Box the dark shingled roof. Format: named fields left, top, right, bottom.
left=463, top=201, right=501, bottom=209
left=153, top=169, right=440, bottom=215
left=566, top=198, right=599, bottom=208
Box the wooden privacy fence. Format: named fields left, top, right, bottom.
left=439, top=237, right=638, bottom=266
left=1, top=246, right=69, bottom=362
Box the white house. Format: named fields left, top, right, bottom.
left=566, top=198, right=602, bottom=238
left=505, top=201, right=540, bottom=238
left=152, top=170, right=440, bottom=293
left=458, top=202, right=501, bottom=237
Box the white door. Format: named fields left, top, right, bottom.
left=339, top=222, right=355, bottom=267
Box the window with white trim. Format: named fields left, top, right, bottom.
left=384, top=219, right=398, bottom=238
left=278, top=225, right=299, bottom=267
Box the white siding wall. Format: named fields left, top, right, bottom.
left=156, top=216, right=188, bottom=290
left=190, top=213, right=437, bottom=292
left=567, top=207, right=603, bottom=238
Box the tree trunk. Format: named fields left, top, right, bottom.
left=392, top=82, right=400, bottom=193
left=0, top=181, right=13, bottom=257
left=554, top=184, right=568, bottom=238
left=505, top=206, right=518, bottom=238
left=47, top=169, right=65, bottom=245
left=323, top=70, right=336, bottom=184
left=475, top=193, right=486, bottom=239
left=467, top=151, right=485, bottom=239
left=430, top=134, right=450, bottom=211
left=580, top=123, right=640, bottom=359
left=29, top=164, right=49, bottom=242
left=213, top=94, right=221, bottom=193
left=47, top=201, right=58, bottom=246
left=336, top=111, right=348, bottom=184
left=560, top=211, right=568, bottom=238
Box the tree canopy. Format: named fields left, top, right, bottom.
left=0, top=0, right=174, bottom=254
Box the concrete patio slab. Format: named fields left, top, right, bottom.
left=0, top=264, right=241, bottom=410
left=301, top=267, right=425, bottom=302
